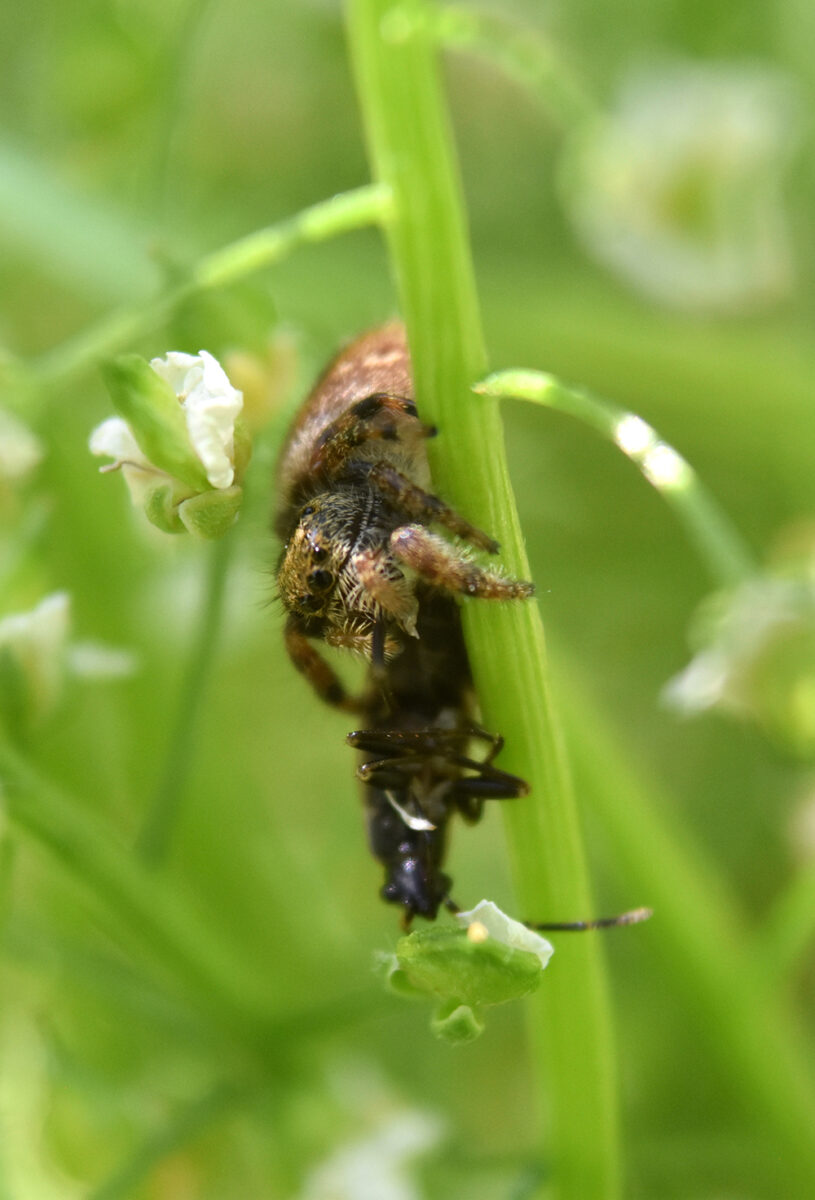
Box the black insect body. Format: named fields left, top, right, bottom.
left=275, top=325, right=534, bottom=923
left=349, top=588, right=529, bottom=923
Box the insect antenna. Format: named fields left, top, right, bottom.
left=526, top=906, right=652, bottom=932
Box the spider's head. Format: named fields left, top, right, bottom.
left=277, top=494, right=352, bottom=624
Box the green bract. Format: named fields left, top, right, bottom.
left=102, top=356, right=211, bottom=492
left=392, top=924, right=547, bottom=1043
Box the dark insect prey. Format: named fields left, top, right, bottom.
left=275, top=324, right=533, bottom=924
left=275, top=325, right=650, bottom=932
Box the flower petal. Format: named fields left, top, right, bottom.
left=454, top=899, right=554, bottom=968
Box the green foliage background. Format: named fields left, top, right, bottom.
left=1, top=1, right=814, bottom=1197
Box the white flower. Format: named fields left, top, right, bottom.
left=150, top=350, right=242, bottom=489
left=88, top=416, right=159, bottom=506
left=0, top=409, right=43, bottom=482
left=0, top=593, right=70, bottom=720
left=0, top=593, right=138, bottom=728
left=300, top=1110, right=441, bottom=1200
left=455, top=899, right=554, bottom=968
left=67, top=641, right=138, bottom=680
left=563, top=60, right=801, bottom=312
left=89, top=350, right=243, bottom=491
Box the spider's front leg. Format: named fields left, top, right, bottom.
left=284, top=617, right=363, bottom=713
left=390, top=524, right=534, bottom=601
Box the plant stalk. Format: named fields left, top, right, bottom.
left=345, top=2, right=620, bottom=1195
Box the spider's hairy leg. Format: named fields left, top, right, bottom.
left=351, top=546, right=419, bottom=637
left=390, top=525, right=535, bottom=601
left=284, top=617, right=362, bottom=712
left=356, top=460, right=500, bottom=554
left=308, top=392, right=435, bottom=477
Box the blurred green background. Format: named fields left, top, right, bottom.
left=2, top=0, right=815, bottom=1196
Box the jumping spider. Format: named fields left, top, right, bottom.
left=274, top=324, right=534, bottom=923
left=275, top=323, right=533, bottom=707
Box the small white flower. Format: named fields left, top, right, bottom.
left=563, top=60, right=801, bottom=312
left=150, top=350, right=242, bottom=489
left=67, top=641, right=138, bottom=680
left=0, top=593, right=138, bottom=728
left=300, top=1110, right=442, bottom=1200
left=88, top=416, right=161, bottom=506
left=0, top=592, right=70, bottom=720
left=455, top=899, right=554, bottom=968
left=0, top=409, right=43, bottom=482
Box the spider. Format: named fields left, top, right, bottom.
left=275, top=323, right=533, bottom=703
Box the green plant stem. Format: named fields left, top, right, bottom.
left=560, top=667, right=815, bottom=1194
left=137, top=532, right=234, bottom=864
left=431, top=4, right=596, bottom=129
left=754, top=859, right=815, bottom=990
left=33, top=183, right=393, bottom=388
left=477, top=369, right=755, bottom=589
left=345, top=2, right=619, bottom=1196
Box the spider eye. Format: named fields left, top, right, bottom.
left=311, top=544, right=327, bottom=562
left=301, top=505, right=316, bottom=518
left=309, top=568, right=334, bottom=592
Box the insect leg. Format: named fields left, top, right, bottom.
left=391, top=525, right=534, bottom=600
left=347, top=727, right=474, bottom=757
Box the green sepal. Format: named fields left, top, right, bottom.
left=431, top=1000, right=484, bottom=1045
left=231, top=420, right=252, bottom=483
left=102, top=355, right=209, bottom=491
left=178, top=486, right=242, bottom=539
left=143, top=483, right=186, bottom=534
left=396, top=926, right=543, bottom=1009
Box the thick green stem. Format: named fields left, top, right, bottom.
left=345, top=2, right=620, bottom=1195
left=137, top=532, right=234, bottom=864
left=33, top=183, right=392, bottom=387
left=478, top=369, right=755, bottom=589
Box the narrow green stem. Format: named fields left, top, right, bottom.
left=753, top=858, right=815, bottom=989
left=431, top=4, right=596, bottom=129
left=561, top=668, right=815, bottom=1194
left=478, top=369, right=755, bottom=589
left=137, top=532, right=233, bottom=864
left=345, top=2, right=620, bottom=1196
left=33, top=183, right=393, bottom=388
